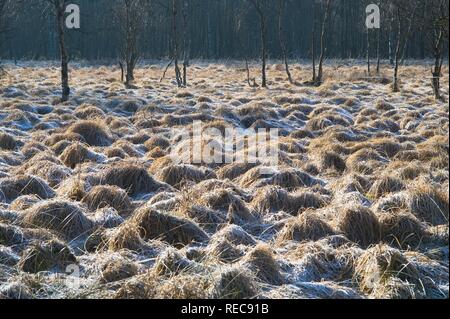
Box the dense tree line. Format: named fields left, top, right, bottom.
left=0, top=0, right=448, bottom=61
left=0, top=0, right=448, bottom=101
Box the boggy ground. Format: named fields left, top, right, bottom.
left=0, top=61, right=448, bottom=299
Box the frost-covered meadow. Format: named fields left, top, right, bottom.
left=0, top=61, right=448, bottom=299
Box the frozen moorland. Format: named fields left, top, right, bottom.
left=0, top=61, right=448, bottom=299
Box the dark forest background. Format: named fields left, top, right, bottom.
left=0, top=0, right=448, bottom=62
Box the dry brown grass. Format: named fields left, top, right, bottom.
left=21, top=200, right=93, bottom=240
left=157, top=164, right=216, bottom=188
left=251, top=186, right=326, bottom=215
left=0, top=133, right=18, bottom=150
left=60, top=143, right=99, bottom=168
left=100, top=163, right=167, bottom=196
left=66, top=120, right=112, bottom=147
left=242, top=244, right=284, bottom=286
left=354, top=244, right=422, bottom=298
left=211, top=266, right=258, bottom=299
left=0, top=175, right=55, bottom=203
left=100, top=259, right=139, bottom=283
left=0, top=63, right=448, bottom=299
left=82, top=185, right=132, bottom=216
left=408, top=182, right=449, bottom=226
left=368, top=176, right=406, bottom=199
left=337, top=205, right=381, bottom=248
left=132, top=208, right=209, bottom=247
left=277, top=211, right=335, bottom=242
left=107, top=224, right=149, bottom=252
left=18, top=239, right=76, bottom=273
left=379, top=212, right=429, bottom=249
left=208, top=238, right=243, bottom=263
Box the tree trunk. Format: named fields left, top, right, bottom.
left=182, top=0, right=189, bottom=87
left=172, top=0, right=182, bottom=87
left=431, top=30, right=444, bottom=101
left=376, top=23, right=381, bottom=74
left=392, top=8, right=402, bottom=93
left=119, top=61, right=124, bottom=82
left=311, top=1, right=316, bottom=82
left=278, top=0, right=293, bottom=84
left=367, top=28, right=371, bottom=76
left=316, top=0, right=331, bottom=84
left=55, top=0, right=70, bottom=102
left=388, top=15, right=395, bottom=65
left=260, top=14, right=267, bottom=87
left=400, top=9, right=416, bottom=65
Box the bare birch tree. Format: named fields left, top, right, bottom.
left=45, top=0, right=70, bottom=102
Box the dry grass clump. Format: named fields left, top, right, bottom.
left=144, top=135, right=170, bottom=150
left=22, top=200, right=93, bottom=240
left=180, top=205, right=226, bottom=232
left=60, top=143, right=100, bottom=169
left=157, top=164, right=216, bottom=187
left=44, top=132, right=86, bottom=147
left=93, top=207, right=125, bottom=229
left=153, top=274, right=211, bottom=299
left=21, top=159, right=72, bottom=187
left=67, top=120, right=112, bottom=147
left=0, top=223, right=25, bottom=246
left=74, top=104, right=106, bottom=120
left=0, top=132, right=18, bottom=150
left=242, top=244, right=284, bottom=285
left=18, top=239, right=76, bottom=273
left=153, top=248, right=193, bottom=277
left=263, top=169, right=320, bottom=189
left=318, top=151, right=347, bottom=172
left=368, top=176, right=406, bottom=199
left=84, top=227, right=108, bottom=252
left=122, top=271, right=211, bottom=299
left=111, top=140, right=142, bottom=157
left=100, top=259, right=139, bottom=283
left=376, top=100, right=395, bottom=111
left=346, top=148, right=386, bottom=173
left=429, top=155, right=449, bottom=170
left=394, top=162, right=424, bottom=180
left=212, top=225, right=257, bottom=246
left=354, top=244, right=422, bottom=298
left=337, top=205, right=381, bottom=247
left=81, top=185, right=132, bottom=216
left=251, top=186, right=326, bottom=215
left=368, top=138, right=402, bottom=158
left=146, top=147, right=166, bottom=159
left=56, top=175, right=87, bottom=202
left=107, top=224, right=149, bottom=252
left=198, top=189, right=254, bottom=221
left=216, top=162, right=259, bottom=180
left=290, top=129, right=315, bottom=139
left=132, top=208, right=209, bottom=247
left=104, top=147, right=127, bottom=159
left=10, top=195, right=40, bottom=211
left=100, top=163, right=166, bottom=196
left=285, top=241, right=356, bottom=282
left=210, top=266, right=258, bottom=299
left=208, top=238, right=243, bottom=263
left=21, top=142, right=48, bottom=159
left=394, top=150, right=420, bottom=162
left=407, top=183, right=449, bottom=226
left=379, top=212, right=429, bottom=249
left=0, top=175, right=55, bottom=203
left=277, top=211, right=335, bottom=242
